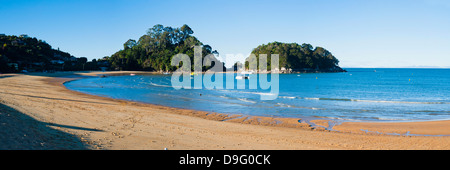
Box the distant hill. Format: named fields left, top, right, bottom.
left=0, top=34, right=107, bottom=73
left=245, top=42, right=345, bottom=73
left=107, top=24, right=224, bottom=72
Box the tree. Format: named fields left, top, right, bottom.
left=78, top=57, right=88, bottom=64
left=203, top=44, right=212, bottom=53
left=0, top=54, right=12, bottom=73
left=180, top=24, right=194, bottom=40
left=123, top=39, right=137, bottom=50
left=147, top=24, right=164, bottom=38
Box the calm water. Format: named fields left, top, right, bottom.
left=65, top=68, right=450, bottom=122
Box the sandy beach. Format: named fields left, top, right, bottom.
left=0, top=71, right=449, bottom=150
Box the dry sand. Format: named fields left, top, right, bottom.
left=0, top=71, right=449, bottom=150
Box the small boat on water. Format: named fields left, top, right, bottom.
left=236, top=75, right=249, bottom=79
left=130, top=73, right=136, bottom=76
left=237, top=71, right=252, bottom=79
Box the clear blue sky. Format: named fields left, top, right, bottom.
left=1, top=0, right=450, bottom=68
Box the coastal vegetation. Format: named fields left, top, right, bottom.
left=0, top=34, right=107, bottom=73
left=107, top=24, right=224, bottom=72
left=245, top=42, right=345, bottom=72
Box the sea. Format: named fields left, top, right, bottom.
left=64, top=68, right=450, bottom=122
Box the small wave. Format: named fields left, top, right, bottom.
left=278, top=96, right=297, bottom=99
left=352, top=99, right=450, bottom=104
left=148, top=82, right=173, bottom=88
left=219, top=95, right=232, bottom=99
left=276, top=102, right=291, bottom=107
left=275, top=103, right=322, bottom=110
left=237, top=98, right=257, bottom=104
left=239, top=91, right=277, bottom=96
left=216, top=89, right=277, bottom=96
left=304, top=97, right=320, bottom=100
left=373, top=117, right=413, bottom=121
left=278, top=95, right=450, bottom=104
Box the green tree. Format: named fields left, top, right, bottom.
left=78, top=57, right=88, bottom=64
left=123, top=39, right=137, bottom=50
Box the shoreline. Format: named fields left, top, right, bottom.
left=62, top=71, right=450, bottom=135
left=1, top=71, right=449, bottom=149
left=34, top=71, right=450, bottom=137
left=55, top=72, right=312, bottom=129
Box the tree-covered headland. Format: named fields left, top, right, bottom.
left=245, top=42, right=345, bottom=73
left=0, top=34, right=108, bottom=73
left=107, top=24, right=224, bottom=72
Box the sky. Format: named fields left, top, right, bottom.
left=1, top=0, right=450, bottom=68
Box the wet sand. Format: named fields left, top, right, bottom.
left=0, top=71, right=449, bottom=150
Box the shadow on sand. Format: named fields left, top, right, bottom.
left=0, top=91, right=113, bottom=105
left=0, top=103, right=94, bottom=150
left=0, top=75, right=14, bottom=79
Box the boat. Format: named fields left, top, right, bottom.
left=241, top=71, right=254, bottom=74
left=130, top=73, right=136, bottom=76
left=237, top=70, right=252, bottom=79
left=236, top=75, right=249, bottom=79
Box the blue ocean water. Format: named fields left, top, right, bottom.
left=64, top=68, right=450, bottom=122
